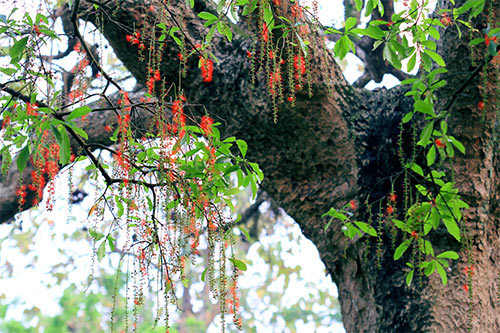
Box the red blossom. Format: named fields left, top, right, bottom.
left=388, top=193, right=397, bottom=202
left=268, top=70, right=281, bottom=95
left=246, top=51, right=252, bottom=58
left=386, top=205, right=394, bottom=215
left=73, top=42, right=82, bottom=53
left=410, top=230, right=418, bottom=239
left=477, top=100, right=485, bottom=110
left=435, top=138, right=446, bottom=148
left=199, top=57, right=214, bottom=82
left=293, top=55, right=306, bottom=76
left=350, top=200, right=357, bottom=210
left=440, top=13, right=452, bottom=26
left=200, top=115, right=213, bottom=135
left=33, top=25, right=42, bottom=36
left=26, top=102, right=39, bottom=116
left=262, top=23, right=269, bottom=43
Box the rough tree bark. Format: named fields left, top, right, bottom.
left=0, top=0, right=499, bottom=331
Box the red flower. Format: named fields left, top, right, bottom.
left=33, top=25, right=42, bottom=36
left=287, top=96, right=294, bottom=102
left=293, top=55, right=306, bottom=76
left=26, top=102, right=39, bottom=116
left=386, top=205, right=394, bottom=215
left=73, top=42, right=82, bottom=53
left=477, top=100, right=485, bottom=110
left=104, top=125, right=112, bottom=132
left=350, top=200, right=357, bottom=210
left=200, top=115, right=213, bottom=135
left=262, top=23, right=269, bottom=43
left=388, top=193, right=397, bottom=202
left=200, top=57, right=214, bottom=82
left=126, top=35, right=133, bottom=43
left=246, top=51, right=252, bottom=58
left=463, top=284, right=469, bottom=292
left=410, top=230, right=418, bottom=239
left=440, top=12, right=452, bottom=26
left=435, top=139, right=446, bottom=148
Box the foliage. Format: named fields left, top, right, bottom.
left=0, top=0, right=498, bottom=331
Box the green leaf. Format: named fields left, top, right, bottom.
left=468, top=37, right=484, bottom=46
left=229, top=258, right=247, bottom=271
left=236, top=139, right=248, bottom=157
left=225, top=187, right=240, bottom=196
left=394, top=239, right=411, bottom=260
left=353, top=221, right=377, bottom=236
left=406, top=269, right=414, bottom=286
left=250, top=174, right=257, bottom=199
left=70, top=125, right=88, bottom=140
left=59, top=126, right=71, bottom=165
left=402, top=111, right=414, bottom=123
left=440, top=120, right=448, bottom=135
left=345, top=17, right=357, bottom=31
left=451, top=138, right=465, bottom=154
left=418, top=121, right=434, bottom=146
left=107, top=236, right=116, bottom=251
left=424, top=260, right=435, bottom=276
left=436, top=251, right=459, bottom=259
left=435, top=261, right=448, bottom=285
left=414, top=99, right=435, bottom=116
left=16, top=145, right=31, bottom=176
left=201, top=267, right=208, bottom=282
left=248, top=162, right=264, bottom=181
left=407, top=52, right=417, bottom=72
left=408, top=162, right=424, bottom=176
left=442, top=217, right=461, bottom=241
left=424, top=50, right=446, bottom=67
left=427, top=145, right=436, bottom=166
left=238, top=226, right=251, bottom=242
left=10, top=37, right=28, bottom=64
left=351, top=26, right=385, bottom=39
left=428, top=26, right=440, bottom=40
left=89, top=228, right=105, bottom=241
left=0, top=67, right=17, bottom=75
left=67, top=106, right=92, bottom=121
left=97, top=240, right=106, bottom=262
left=198, top=11, right=218, bottom=21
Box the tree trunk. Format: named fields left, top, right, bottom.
left=1, top=0, right=498, bottom=331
